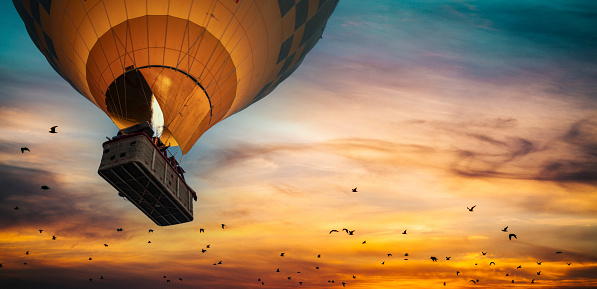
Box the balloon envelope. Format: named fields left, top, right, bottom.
left=14, top=0, right=339, bottom=153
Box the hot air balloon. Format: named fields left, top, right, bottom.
left=13, top=0, right=339, bottom=225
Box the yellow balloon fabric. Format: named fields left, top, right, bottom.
left=14, top=0, right=339, bottom=153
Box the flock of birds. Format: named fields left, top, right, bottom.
left=5, top=128, right=577, bottom=287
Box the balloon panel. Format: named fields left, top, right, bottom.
left=13, top=0, right=339, bottom=153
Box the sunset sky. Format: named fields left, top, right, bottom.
left=1, top=0, right=597, bottom=288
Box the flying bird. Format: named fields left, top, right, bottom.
left=104, top=244, right=108, bottom=247
left=467, top=205, right=476, bottom=212
left=502, top=226, right=508, bottom=232
left=206, top=244, right=210, bottom=248
left=39, top=230, right=43, bottom=233
left=49, top=126, right=58, bottom=133
left=300, top=281, right=303, bottom=285
left=482, top=252, right=487, bottom=255
left=556, top=251, right=562, bottom=254
left=353, top=275, right=356, bottom=279
left=218, top=261, right=222, bottom=264
left=179, top=278, right=182, bottom=281
left=14, top=206, right=18, bottom=210
left=148, top=241, right=151, bottom=243
left=89, top=257, right=92, bottom=260
left=21, top=147, right=30, bottom=153
left=404, top=253, right=409, bottom=256
left=517, top=265, right=522, bottom=269
left=388, top=254, right=392, bottom=257
left=199, top=228, right=204, bottom=233
left=149, top=229, right=154, bottom=233
left=52, top=235, right=56, bottom=240
left=531, top=279, right=534, bottom=283
left=362, top=240, right=367, bottom=244
left=100, top=276, right=104, bottom=279
left=317, top=254, right=321, bottom=258
left=430, top=256, right=438, bottom=262
left=41, top=185, right=50, bottom=190
left=470, top=280, right=476, bottom=284
left=537, top=271, right=541, bottom=275
left=116, top=228, right=123, bottom=232
left=352, top=187, right=357, bottom=192
left=221, top=224, right=226, bottom=229
left=381, top=261, right=385, bottom=265
left=276, top=268, right=280, bottom=272
left=456, top=271, right=460, bottom=275
left=537, top=262, right=542, bottom=265
left=446, top=257, right=451, bottom=260
left=329, top=230, right=339, bottom=234
left=201, top=249, right=206, bottom=253
left=26, top=251, right=29, bottom=255
left=287, top=277, right=291, bottom=280
left=509, top=234, right=517, bottom=240
left=490, top=262, right=495, bottom=266
left=280, top=253, right=285, bottom=257
left=567, top=263, right=572, bottom=266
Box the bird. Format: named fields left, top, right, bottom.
left=482, top=252, right=487, bottom=255
left=517, top=265, right=522, bottom=269
left=509, top=234, right=517, bottom=240
left=39, top=230, right=43, bottom=233
left=329, top=230, right=339, bottom=234
left=26, top=251, right=29, bottom=255
left=362, top=240, right=367, bottom=244
left=221, top=224, right=226, bottom=229
left=317, top=254, right=321, bottom=258
left=404, top=253, right=409, bottom=256
left=537, top=271, right=541, bottom=275
left=218, top=261, right=222, bottom=264
left=512, top=280, right=515, bottom=283
left=556, top=251, right=562, bottom=254
left=163, top=276, right=166, bottom=278
left=179, top=278, right=182, bottom=281
left=446, top=257, right=451, bottom=260
left=24, top=262, right=27, bottom=265
left=300, top=281, right=303, bottom=285
left=49, top=126, right=58, bottom=133
left=21, top=147, right=30, bottom=153
left=200, top=228, right=204, bottom=233
left=353, top=275, right=356, bottom=279
left=490, top=262, right=495, bottom=266
left=531, top=279, right=534, bottom=283
left=467, top=205, right=476, bottom=212
left=149, top=229, right=154, bottom=233
left=52, top=235, right=56, bottom=240
left=456, top=271, right=460, bottom=275
left=430, top=256, right=438, bottom=262
left=41, top=186, right=50, bottom=190
left=352, top=187, right=357, bottom=192
left=502, top=226, right=508, bottom=232
left=506, top=273, right=509, bottom=276
left=315, top=267, right=319, bottom=269
left=116, top=228, right=123, bottom=232
left=201, top=249, right=206, bottom=253
left=166, top=280, right=170, bottom=283
left=206, top=244, right=210, bottom=248
left=567, top=263, right=572, bottom=265
left=402, top=230, right=407, bottom=234
left=388, top=254, right=392, bottom=257
left=342, top=228, right=349, bottom=234
left=14, top=206, right=18, bottom=210
left=276, top=268, right=280, bottom=272
left=280, top=253, right=284, bottom=257
left=348, top=230, right=355, bottom=235
left=470, top=280, right=476, bottom=284
left=89, top=278, right=92, bottom=282
left=381, top=261, right=385, bottom=265
left=342, top=282, right=346, bottom=287
left=287, top=277, right=291, bottom=280
left=104, top=244, right=108, bottom=247
left=148, top=241, right=151, bottom=243
left=537, top=262, right=542, bottom=265
left=89, top=257, right=92, bottom=260
left=100, top=276, right=104, bottom=279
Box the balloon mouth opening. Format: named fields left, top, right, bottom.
left=105, top=68, right=177, bottom=146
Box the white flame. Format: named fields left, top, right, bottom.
left=151, top=94, right=164, bottom=137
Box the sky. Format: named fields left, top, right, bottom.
left=1, top=0, right=597, bottom=288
